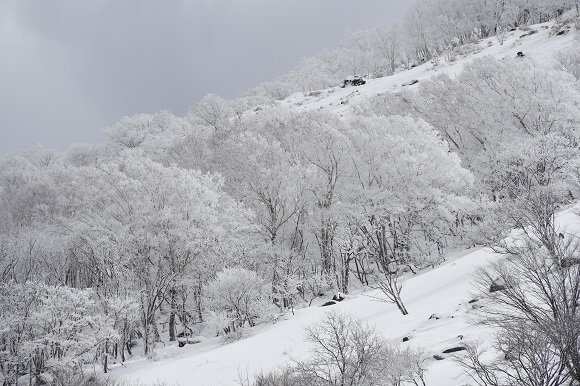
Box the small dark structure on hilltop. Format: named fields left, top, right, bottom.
left=341, top=76, right=366, bottom=88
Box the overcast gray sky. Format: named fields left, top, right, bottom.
left=0, top=0, right=410, bottom=156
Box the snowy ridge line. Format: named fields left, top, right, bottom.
left=273, top=19, right=576, bottom=120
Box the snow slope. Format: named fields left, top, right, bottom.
left=114, top=249, right=490, bottom=385
left=111, top=21, right=579, bottom=386
left=112, top=206, right=579, bottom=386
left=279, top=20, right=576, bottom=118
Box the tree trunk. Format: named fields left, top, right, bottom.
left=377, top=272, right=409, bottom=316
left=142, top=304, right=149, bottom=356
left=194, top=278, right=204, bottom=323
left=120, top=320, right=128, bottom=362
left=28, top=357, right=32, bottom=386
left=103, top=339, right=108, bottom=374
left=143, top=306, right=157, bottom=356
left=395, top=296, right=409, bottom=315
left=153, top=316, right=160, bottom=343
left=125, top=341, right=132, bottom=357
left=120, top=337, right=125, bottom=363
left=320, top=223, right=333, bottom=275
left=169, top=287, right=177, bottom=342
left=339, top=251, right=351, bottom=294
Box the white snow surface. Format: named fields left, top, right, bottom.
left=111, top=21, right=579, bottom=386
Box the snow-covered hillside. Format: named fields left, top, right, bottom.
left=111, top=20, right=580, bottom=386
left=277, top=20, right=576, bottom=118
left=113, top=205, right=580, bottom=386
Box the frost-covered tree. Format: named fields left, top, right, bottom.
left=65, top=143, right=111, bottom=167
left=348, top=115, right=473, bottom=264
left=373, top=23, right=401, bottom=75
left=345, top=116, right=473, bottom=314
left=396, top=57, right=580, bottom=200
left=204, top=268, right=273, bottom=336
left=341, top=29, right=375, bottom=77
left=0, top=151, right=61, bottom=232
left=72, top=152, right=254, bottom=354
left=555, top=45, right=580, bottom=80
left=187, top=93, right=234, bottom=135
left=273, top=111, right=351, bottom=284
left=0, top=282, right=117, bottom=383
left=404, top=0, right=433, bottom=62
left=473, top=134, right=579, bottom=266
left=288, top=56, right=333, bottom=95
left=0, top=150, right=256, bottom=355
left=103, top=110, right=191, bottom=162
left=458, top=234, right=580, bottom=386
left=211, top=120, right=307, bottom=299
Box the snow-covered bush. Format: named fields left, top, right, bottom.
left=204, top=310, right=235, bottom=338
left=204, top=268, right=274, bottom=337
left=296, top=272, right=334, bottom=306
left=0, top=282, right=117, bottom=384
left=458, top=236, right=580, bottom=385
left=51, top=373, right=171, bottom=386
left=249, top=311, right=429, bottom=386
left=104, top=294, right=140, bottom=363
left=221, top=326, right=254, bottom=344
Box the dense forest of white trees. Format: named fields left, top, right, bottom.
left=1, top=0, right=579, bottom=384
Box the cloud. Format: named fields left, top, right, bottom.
left=0, top=0, right=409, bottom=156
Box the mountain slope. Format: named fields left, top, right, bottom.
left=112, top=206, right=579, bottom=386
left=112, top=20, right=579, bottom=386
left=278, top=20, right=576, bottom=118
